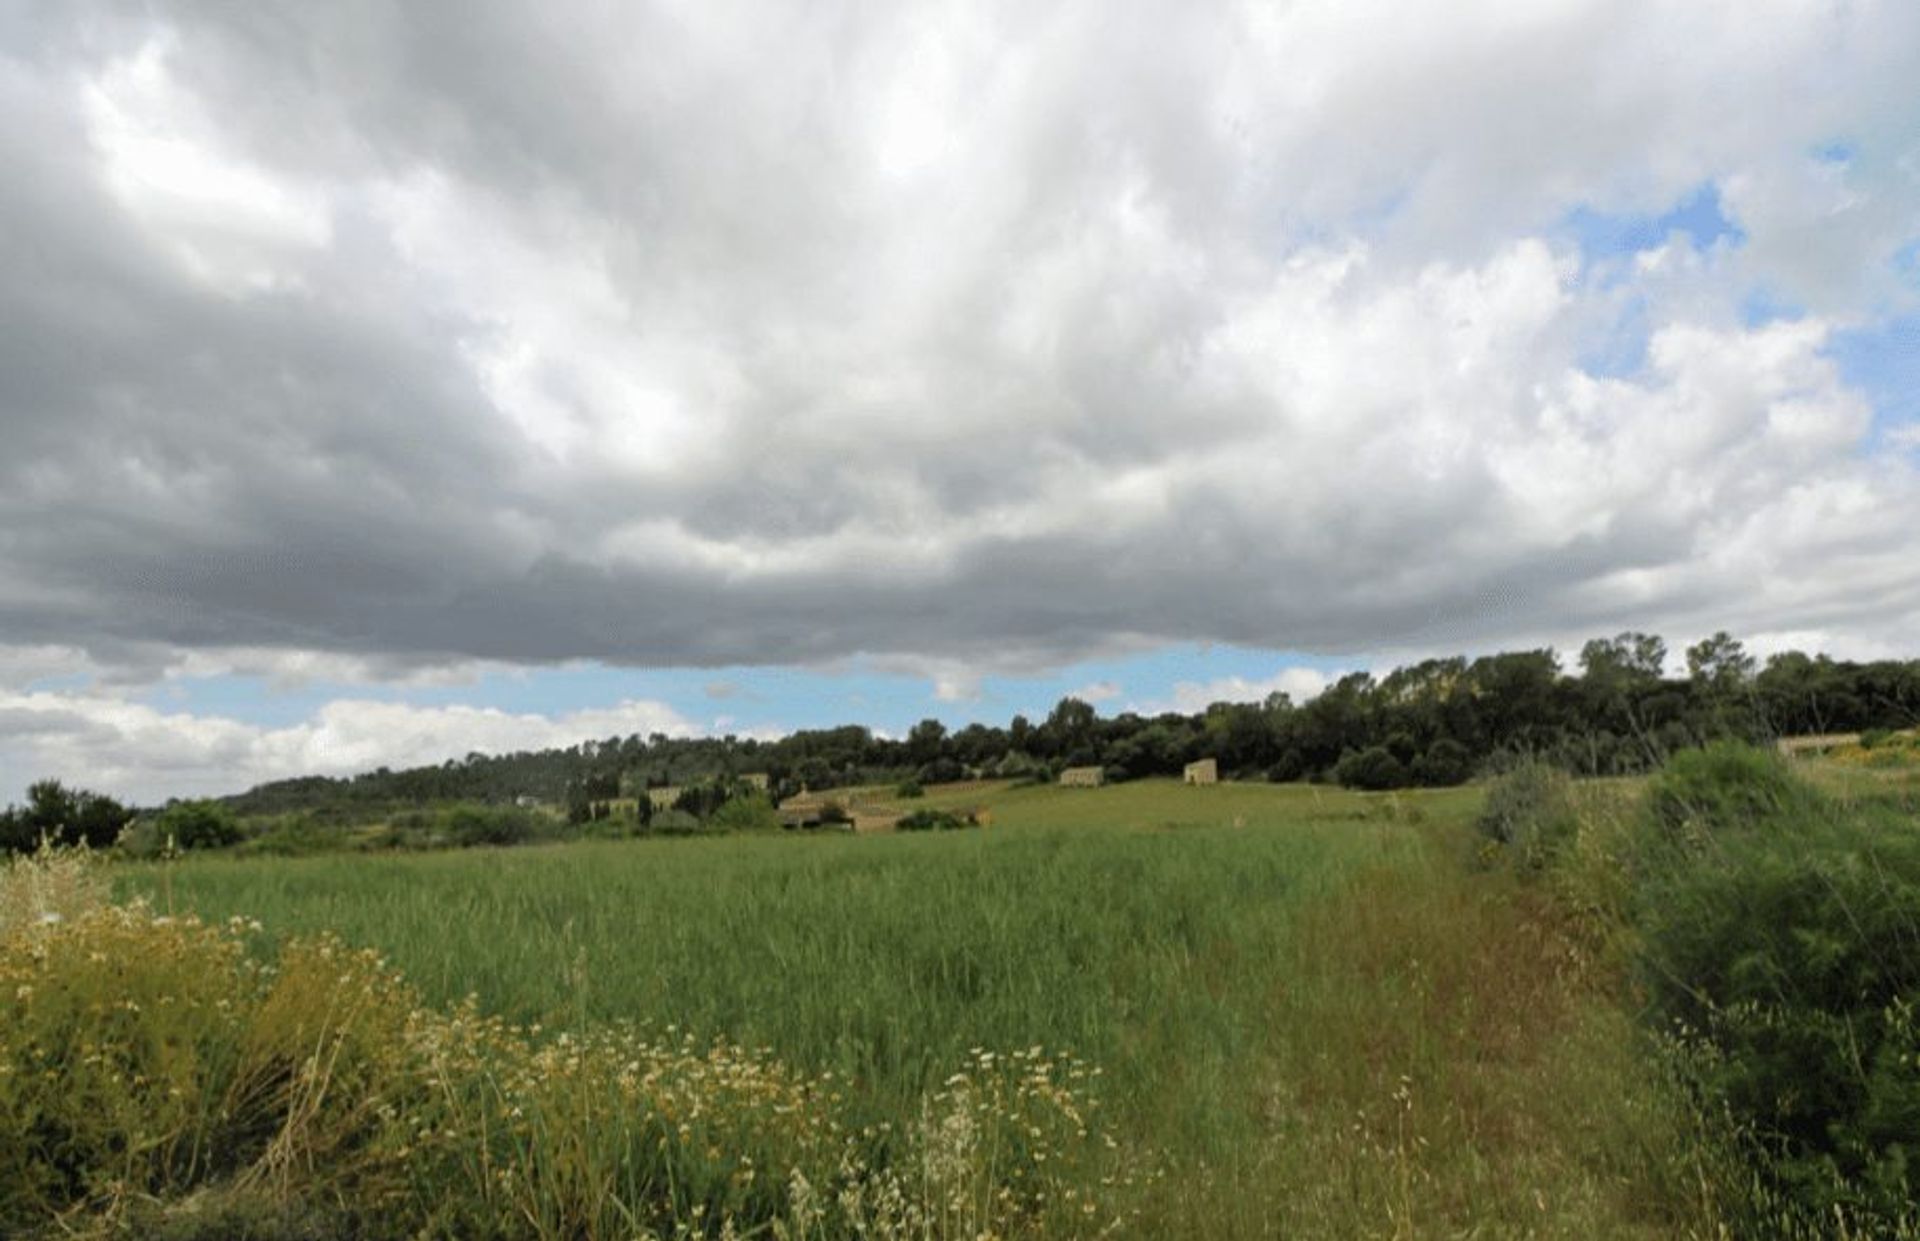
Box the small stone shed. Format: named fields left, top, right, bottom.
left=1059, top=766, right=1106, bottom=788
left=1184, top=758, right=1219, bottom=786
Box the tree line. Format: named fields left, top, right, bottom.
left=222, top=632, right=1920, bottom=813
left=5, top=633, right=1919, bottom=849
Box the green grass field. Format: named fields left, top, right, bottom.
left=105, top=779, right=1713, bottom=1237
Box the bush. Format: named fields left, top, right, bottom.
left=1475, top=759, right=1578, bottom=869
left=1334, top=745, right=1410, bottom=791
left=650, top=807, right=702, bottom=835
left=915, top=757, right=966, bottom=785
left=156, top=800, right=245, bottom=851
left=443, top=804, right=540, bottom=848
left=1644, top=741, right=1821, bottom=837
left=1411, top=738, right=1474, bottom=787
left=1266, top=748, right=1308, bottom=784
left=897, top=808, right=974, bottom=831
left=708, top=793, right=780, bottom=832
left=234, top=815, right=338, bottom=857
left=1635, top=804, right=1920, bottom=1229
left=895, top=779, right=925, bottom=799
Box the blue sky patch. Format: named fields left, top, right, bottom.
left=1564, top=182, right=1743, bottom=266
left=1829, top=311, right=1920, bottom=447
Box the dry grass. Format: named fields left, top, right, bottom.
left=1141, top=821, right=1726, bottom=1239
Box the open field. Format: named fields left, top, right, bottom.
left=98, top=778, right=1716, bottom=1237
left=123, top=784, right=1429, bottom=1135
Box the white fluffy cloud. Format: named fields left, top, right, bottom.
left=1146, top=667, right=1340, bottom=717
left=0, top=690, right=699, bottom=805
left=1, top=1, right=1918, bottom=785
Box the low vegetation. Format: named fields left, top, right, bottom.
left=1478, top=744, right=1920, bottom=1237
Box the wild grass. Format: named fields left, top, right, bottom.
left=0, top=778, right=1733, bottom=1235
left=122, top=794, right=1398, bottom=1147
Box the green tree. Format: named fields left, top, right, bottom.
left=1, top=780, right=131, bottom=852
left=905, top=718, right=948, bottom=766
left=155, top=800, right=244, bottom=850
left=1686, top=631, right=1756, bottom=693
left=1334, top=745, right=1409, bottom=791
left=1579, top=632, right=1667, bottom=685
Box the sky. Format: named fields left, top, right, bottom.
left=3, top=1, right=1919, bottom=804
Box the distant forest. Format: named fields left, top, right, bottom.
left=219, top=633, right=1920, bottom=815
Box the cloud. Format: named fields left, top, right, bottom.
left=0, top=688, right=699, bottom=805
left=1141, top=667, right=1339, bottom=717
left=0, top=0, right=1916, bottom=693
left=1070, top=681, right=1122, bottom=705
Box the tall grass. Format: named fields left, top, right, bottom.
left=123, top=813, right=1389, bottom=1148
left=4, top=847, right=1132, bottom=1239
left=95, top=782, right=1723, bottom=1236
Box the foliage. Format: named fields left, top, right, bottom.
left=1643, top=740, right=1822, bottom=837
left=894, top=779, right=925, bottom=799
left=153, top=801, right=244, bottom=851
left=0, top=781, right=132, bottom=854
left=1632, top=776, right=1920, bottom=1232
left=708, top=791, right=781, bottom=832
left=1410, top=737, right=1474, bottom=787
left=1474, top=759, right=1579, bottom=870
left=895, top=808, right=973, bottom=831
left=443, top=804, right=544, bottom=848
left=648, top=807, right=702, bottom=835
left=188, top=636, right=1920, bottom=827
left=232, top=815, right=345, bottom=858
left=1333, top=745, right=1408, bottom=790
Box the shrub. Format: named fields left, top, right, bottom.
left=1644, top=741, right=1820, bottom=837
left=1266, top=748, right=1308, bottom=783
left=1635, top=805, right=1920, bottom=1229
left=896, top=808, right=974, bottom=832
left=1411, top=738, right=1474, bottom=787
left=1475, top=759, right=1578, bottom=869
left=650, top=807, right=702, bottom=835
left=709, top=792, right=781, bottom=832
left=915, top=757, right=966, bottom=785
left=1334, top=745, right=1409, bottom=791
left=155, top=800, right=245, bottom=851
left=234, top=815, right=337, bottom=857
left=895, top=779, right=926, bottom=799
left=443, top=804, right=539, bottom=848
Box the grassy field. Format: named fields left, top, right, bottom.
left=100, top=778, right=1714, bottom=1237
